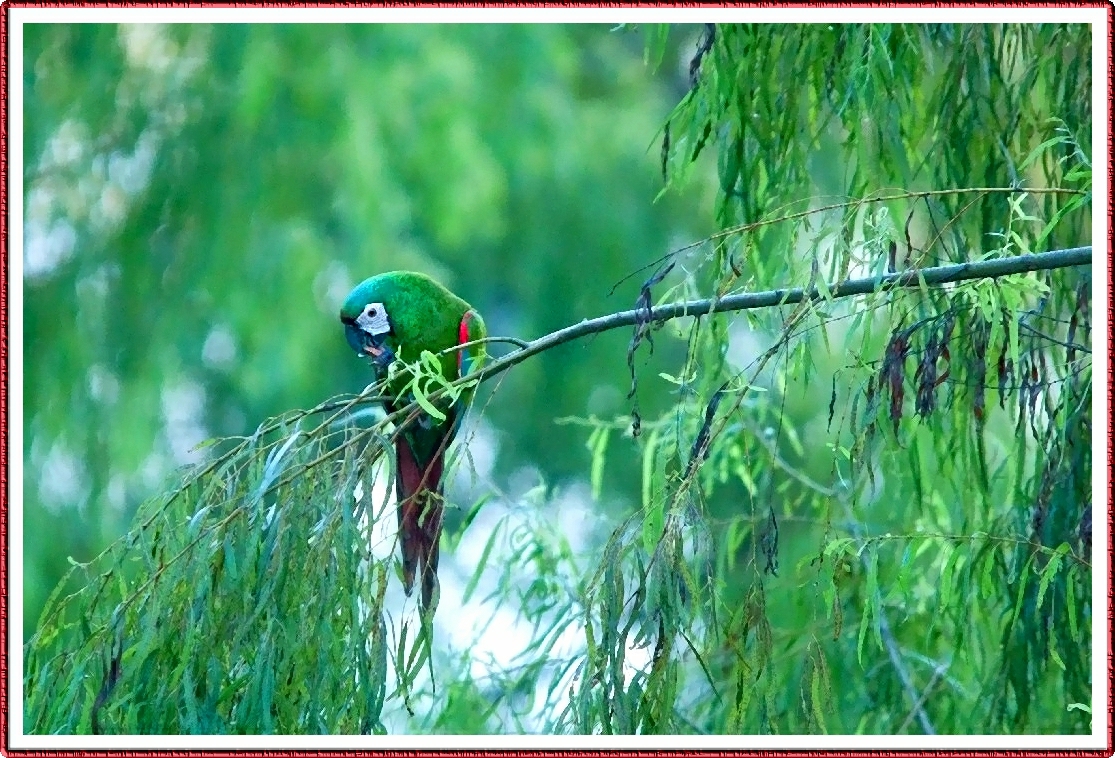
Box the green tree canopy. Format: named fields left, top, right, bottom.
left=21, top=21, right=1093, bottom=737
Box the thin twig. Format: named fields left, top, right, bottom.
left=439, top=335, right=531, bottom=354
left=1018, top=321, right=1092, bottom=355
left=609, top=187, right=1086, bottom=292
left=898, top=658, right=951, bottom=733
left=839, top=492, right=937, bottom=735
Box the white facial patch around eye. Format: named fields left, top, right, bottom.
left=355, top=302, right=391, bottom=335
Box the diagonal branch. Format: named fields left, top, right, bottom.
left=305, top=246, right=1090, bottom=424
left=463, top=245, right=1091, bottom=387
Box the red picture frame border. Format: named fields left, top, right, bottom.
left=1, top=2, right=1111, bottom=755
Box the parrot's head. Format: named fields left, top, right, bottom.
left=340, top=278, right=397, bottom=371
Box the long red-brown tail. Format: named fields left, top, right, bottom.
left=393, top=423, right=453, bottom=611
left=390, top=310, right=479, bottom=612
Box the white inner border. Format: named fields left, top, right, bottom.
left=6, top=4, right=1110, bottom=751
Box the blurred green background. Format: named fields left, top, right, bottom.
left=21, top=22, right=1094, bottom=736
left=22, top=23, right=718, bottom=638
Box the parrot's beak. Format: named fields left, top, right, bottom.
left=363, top=334, right=396, bottom=369
left=344, top=323, right=367, bottom=355
left=345, top=322, right=396, bottom=369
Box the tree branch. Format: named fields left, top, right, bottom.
left=467, top=245, right=1091, bottom=387
left=311, top=245, right=1089, bottom=432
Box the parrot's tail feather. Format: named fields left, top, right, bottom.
left=393, top=431, right=449, bottom=613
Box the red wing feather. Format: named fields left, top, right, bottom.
left=458, top=310, right=478, bottom=377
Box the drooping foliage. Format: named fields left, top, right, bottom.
left=566, top=22, right=1092, bottom=735
left=22, top=22, right=1092, bottom=735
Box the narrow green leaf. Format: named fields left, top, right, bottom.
left=641, top=427, right=660, bottom=513
left=939, top=541, right=956, bottom=609
left=463, top=518, right=503, bottom=603
left=1008, top=552, right=1036, bottom=632
left=1006, top=316, right=1020, bottom=381
left=857, top=549, right=879, bottom=666
left=1048, top=637, right=1066, bottom=671
left=811, top=665, right=827, bottom=732
left=1018, top=134, right=1068, bottom=172
left=459, top=494, right=492, bottom=535
left=409, top=379, right=446, bottom=422
left=643, top=23, right=670, bottom=70
left=1066, top=566, right=1079, bottom=642
left=1035, top=542, right=1069, bottom=611
left=980, top=546, right=996, bottom=599
left=419, top=349, right=441, bottom=373
left=589, top=425, right=611, bottom=500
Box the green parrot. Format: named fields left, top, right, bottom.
left=340, top=271, right=487, bottom=611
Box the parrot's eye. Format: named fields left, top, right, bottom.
left=355, top=302, right=390, bottom=336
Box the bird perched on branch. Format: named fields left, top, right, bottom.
left=340, top=271, right=486, bottom=612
